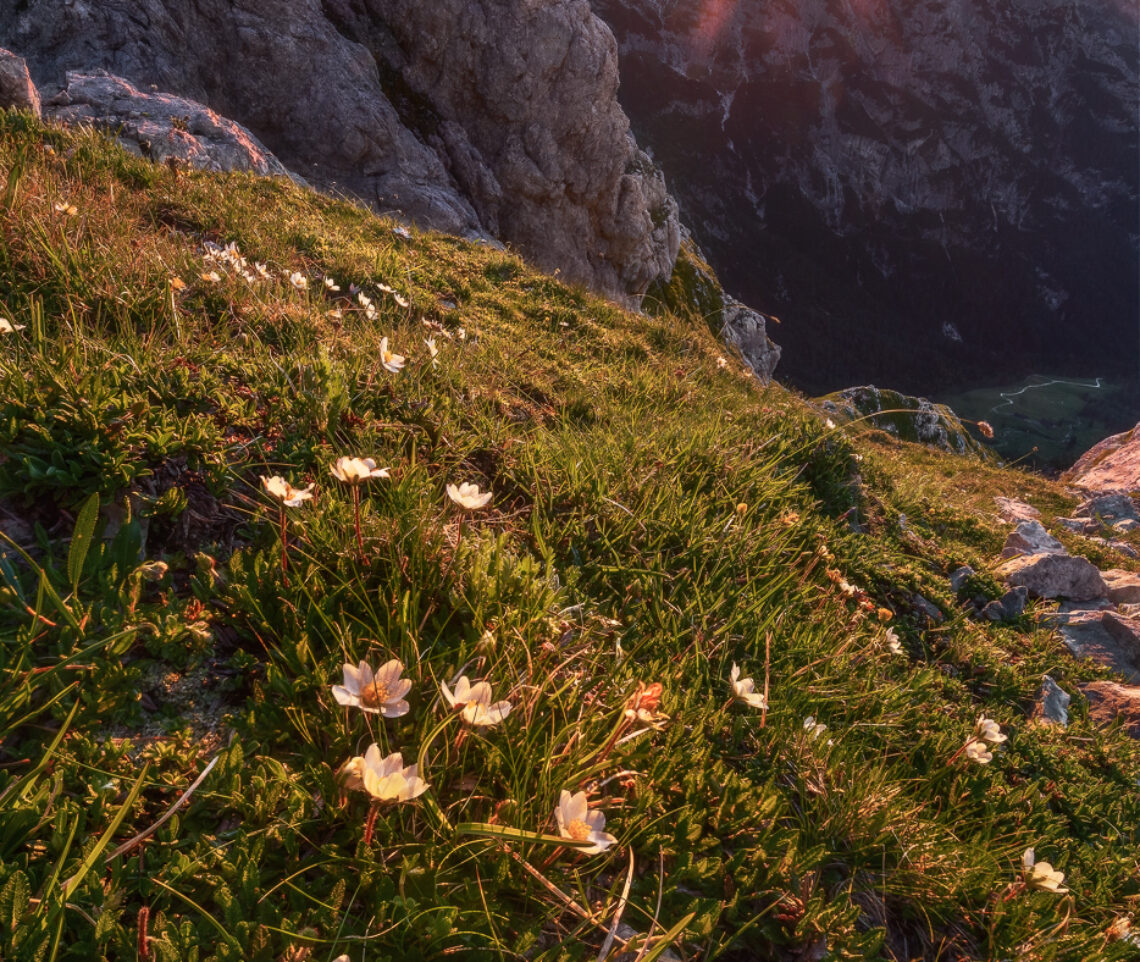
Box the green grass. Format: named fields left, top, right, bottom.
left=0, top=113, right=1137, bottom=961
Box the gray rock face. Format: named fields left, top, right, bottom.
left=590, top=0, right=1139, bottom=394
left=1001, top=521, right=1065, bottom=559
left=0, top=0, right=679, bottom=305
left=0, top=46, right=38, bottom=116
left=996, top=552, right=1107, bottom=602
left=47, top=72, right=291, bottom=177
left=720, top=297, right=781, bottom=384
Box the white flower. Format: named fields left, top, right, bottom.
left=200, top=270, right=222, bottom=283
left=332, top=659, right=411, bottom=717
left=440, top=675, right=512, bottom=727
left=446, top=482, right=492, bottom=511
left=975, top=715, right=1007, bottom=746
left=357, top=292, right=372, bottom=310
left=554, top=790, right=617, bottom=854
left=330, top=456, right=390, bottom=485
left=964, top=738, right=993, bottom=765
left=53, top=201, right=77, bottom=216
left=261, top=475, right=314, bottom=508
left=425, top=337, right=440, bottom=366
left=0, top=318, right=26, bottom=333
left=838, top=580, right=857, bottom=597
left=1022, top=848, right=1068, bottom=893
left=354, top=745, right=428, bottom=802
left=324, top=276, right=340, bottom=292
left=457, top=327, right=467, bottom=341
left=884, top=628, right=904, bottom=655
left=254, top=261, right=272, bottom=280
left=803, top=716, right=828, bottom=739
left=379, top=337, right=405, bottom=373
left=729, top=663, right=767, bottom=710
left=289, top=271, right=309, bottom=291
left=716, top=356, right=728, bottom=369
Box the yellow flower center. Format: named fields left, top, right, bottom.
left=567, top=819, right=591, bottom=842
left=359, top=681, right=389, bottom=708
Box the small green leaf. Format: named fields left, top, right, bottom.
left=67, top=491, right=100, bottom=593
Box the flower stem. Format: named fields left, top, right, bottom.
left=363, top=802, right=380, bottom=846
left=279, top=506, right=289, bottom=585
left=353, top=487, right=364, bottom=560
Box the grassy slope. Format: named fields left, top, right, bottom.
left=0, top=115, right=1137, bottom=961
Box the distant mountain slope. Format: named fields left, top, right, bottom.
left=592, top=0, right=1140, bottom=394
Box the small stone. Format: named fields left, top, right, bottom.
left=1000, top=520, right=1065, bottom=559
left=982, top=600, right=1006, bottom=621
left=1037, top=675, right=1070, bottom=727
left=999, top=585, right=1028, bottom=619
left=996, top=552, right=1107, bottom=601
left=994, top=497, right=1040, bottom=524
left=1113, top=518, right=1140, bottom=533
left=1056, top=517, right=1095, bottom=534
left=911, top=593, right=944, bottom=623
left=949, top=565, right=976, bottom=593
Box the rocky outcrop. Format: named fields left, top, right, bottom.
left=590, top=0, right=1139, bottom=394
left=720, top=297, right=781, bottom=384
left=1063, top=424, right=1140, bottom=493
left=817, top=386, right=987, bottom=456
left=0, top=0, right=680, bottom=306
left=47, top=71, right=291, bottom=177
left=0, top=47, right=38, bottom=116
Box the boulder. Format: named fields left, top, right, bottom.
left=47, top=72, right=292, bottom=177
left=1063, top=423, right=1140, bottom=493
left=1102, top=570, right=1140, bottom=606
left=1056, top=517, right=1096, bottom=534
left=0, top=46, right=39, bottom=116
left=1086, top=537, right=1139, bottom=559
left=1102, top=611, right=1140, bottom=657
left=996, top=552, right=1107, bottom=602
left=1080, top=681, right=1140, bottom=738
left=1074, top=493, right=1139, bottom=522
left=994, top=498, right=1040, bottom=524
left=999, top=586, right=1029, bottom=620
left=1000, top=520, right=1065, bottom=559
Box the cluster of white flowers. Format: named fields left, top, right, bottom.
left=200, top=240, right=273, bottom=286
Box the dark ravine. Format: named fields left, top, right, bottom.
left=590, top=0, right=1140, bottom=396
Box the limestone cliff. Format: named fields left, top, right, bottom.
left=0, top=0, right=680, bottom=307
